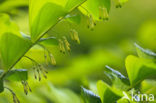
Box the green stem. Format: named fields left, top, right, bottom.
left=24, top=56, right=38, bottom=65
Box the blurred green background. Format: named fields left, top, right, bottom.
left=0, top=0, right=156, bottom=103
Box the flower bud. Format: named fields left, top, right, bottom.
left=63, top=36, right=71, bottom=52
left=50, top=53, right=56, bottom=66
left=88, top=15, right=96, bottom=30
left=44, top=51, right=48, bottom=65
left=73, top=30, right=80, bottom=44
left=102, top=7, right=109, bottom=21
left=32, top=66, right=37, bottom=79
left=58, top=39, right=65, bottom=54
left=99, top=7, right=103, bottom=20
left=36, top=68, right=41, bottom=81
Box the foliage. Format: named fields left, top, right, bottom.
left=2, top=0, right=156, bottom=103
left=81, top=44, right=156, bottom=102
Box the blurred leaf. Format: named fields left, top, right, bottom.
left=0, top=13, right=21, bottom=37
left=141, top=80, right=156, bottom=95
left=0, top=0, right=28, bottom=12
left=29, top=0, right=86, bottom=42
left=119, top=0, right=128, bottom=4
left=0, top=78, right=4, bottom=93
left=0, top=70, right=3, bottom=76
left=5, top=69, right=28, bottom=81
left=81, top=87, right=101, bottom=103
left=79, top=0, right=111, bottom=20
left=97, top=80, right=121, bottom=103
left=137, top=21, right=156, bottom=51
left=47, top=49, right=123, bottom=85
left=42, top=82, right=81, bottom=103
left=135, top=43, right=156, bottom=60
left=125, top=55, right=156, bottom=87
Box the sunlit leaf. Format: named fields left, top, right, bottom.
left=0, top=14, right=32, bottom=70
left=81, top=87, right=101, bottom=103
left=29, top=1, right=65, bottom=42
left=29, top=0, right=86, bottom=42
left=0, top=33, right=32, bottom=70
left=97, top=80, right=121, bottom=103
left=125, top=55, right=156, bottom=87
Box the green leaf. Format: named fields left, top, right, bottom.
left=29, top=0, right=86, bottom=42
left=135, top=43, right=156, bottom=60
left=29, top=1, right=65, bottom=42
left=0, top=0, right=28, bottom=12
left=0, top=69, right=28, bottom=81
left=97, top=80, right=121, bottom=103
left=105, top=65, right=130, bottom=85
left=141, top=80, right=156, bottom=95
left=0, top=33, right=32, bottom=70
left=0, top=78, right=4, bottom=93
left=0, top=14, right=32, bottom=70
left=81, top=87, right=101, bottom=103
left=0, top=13, right=21, bottom=37
left=79, top=0, right=111, bottom=20
left=39, top=37, right=58, bottom=45
left=104, top=66, right=130, bottom=90
left=125, top=55, right=156, bottom=87
left=5, top=69, right=28, bottom=81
